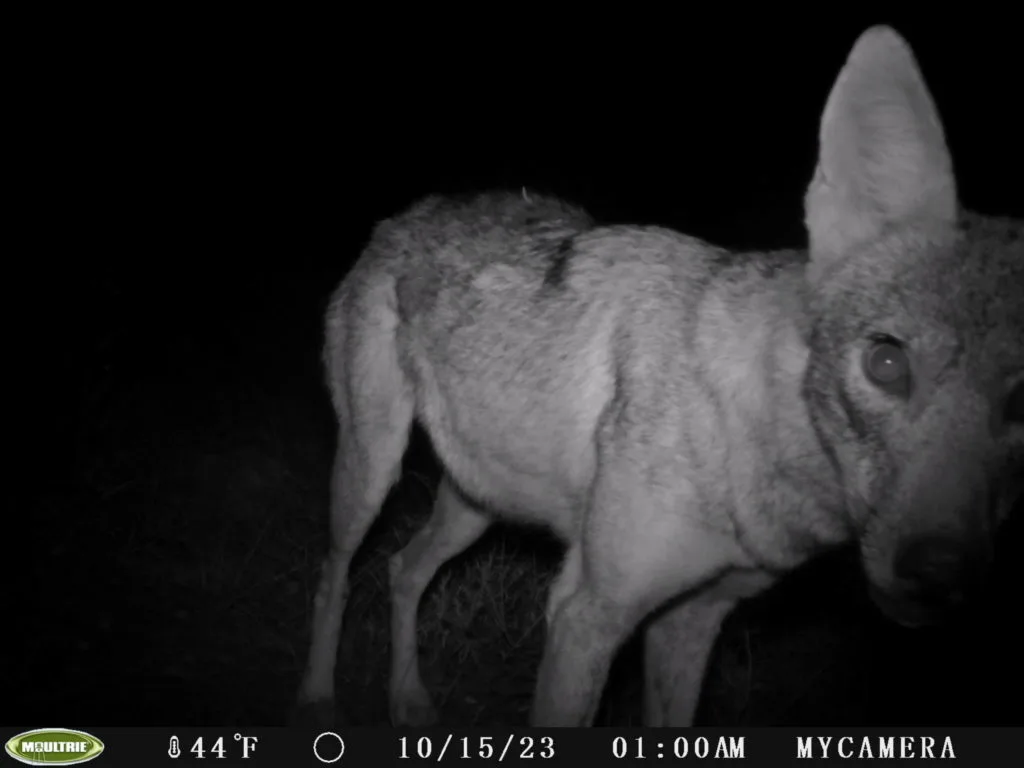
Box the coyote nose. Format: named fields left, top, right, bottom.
left=893, top=536, right=973, bottom=605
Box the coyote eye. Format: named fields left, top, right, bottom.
left=863, top=337, right=911, bottom=396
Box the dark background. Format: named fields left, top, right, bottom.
left=13, top=14, right=1023, bottom=727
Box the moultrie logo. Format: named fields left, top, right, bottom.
left=4, top=728, right=105, bottom=765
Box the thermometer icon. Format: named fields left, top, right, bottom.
left=169, top=735, right=181, bottom=758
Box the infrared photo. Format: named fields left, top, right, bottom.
left=15, top=15, right=1024, bottom=732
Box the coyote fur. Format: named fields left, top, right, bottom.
left=298, top=26, right=1023, bottom=726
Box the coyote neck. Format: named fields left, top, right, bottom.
left=695, top=267, right=852, bottom=571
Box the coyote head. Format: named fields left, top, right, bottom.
left=801, top=27, right=1024, bottom=627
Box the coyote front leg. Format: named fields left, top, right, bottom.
left=530, top=442, right=740, bottom=726
left=643, top=597, right=736, bottom=727
left=530, top=551, right=637, bottom=726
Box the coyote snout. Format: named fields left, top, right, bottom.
left=864, top=463, right=1019, bottom=627
left=872, top=535, right=989, bottom=627
left=835, top=380, right=1022, bottom=627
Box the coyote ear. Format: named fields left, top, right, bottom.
left=804, top=26, right=958, bottom=282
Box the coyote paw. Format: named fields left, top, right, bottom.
left=391, top=686, right=439, bottom=727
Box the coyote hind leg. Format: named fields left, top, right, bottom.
left=388, top=475, right=491, bottom=726
left=297, top=286, right=414, bottom=724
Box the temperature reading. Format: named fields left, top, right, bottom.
left=178, top=734, right=259, bottom=759
left=191, top=737, right=225, bottom=758
left=234, top=733, right=259, bottom=759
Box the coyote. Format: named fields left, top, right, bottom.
left=298, top=26, right=1023, bottom=727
